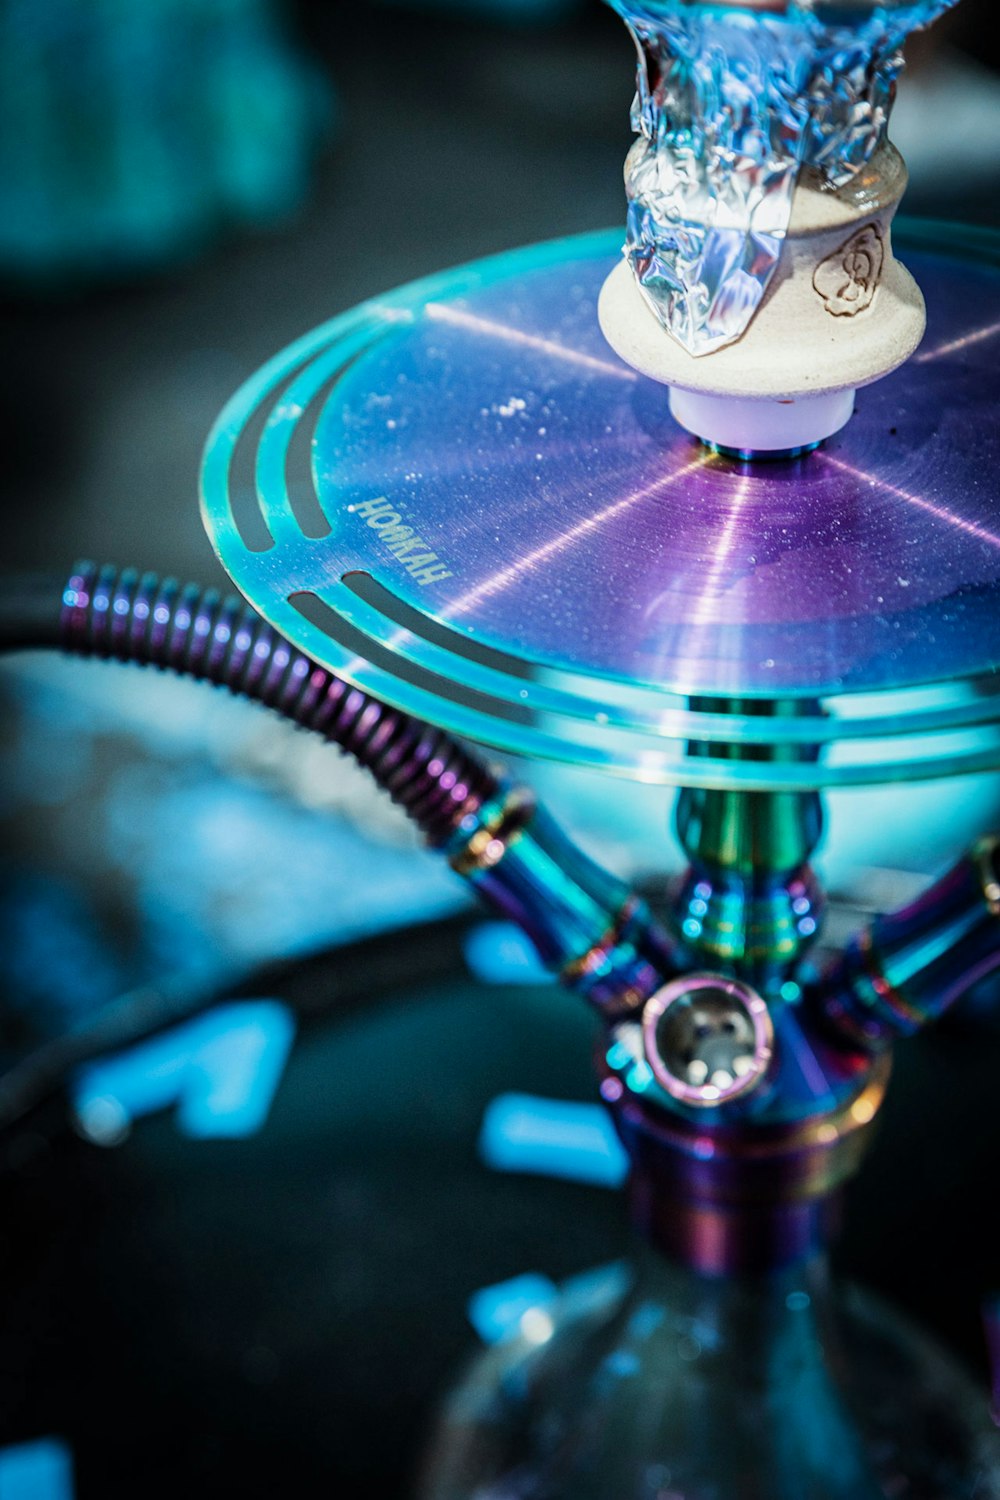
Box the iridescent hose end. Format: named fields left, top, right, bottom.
left=815, top=836, right=1000, bottom=1050
left=446, top=784, right=677, bottom=1017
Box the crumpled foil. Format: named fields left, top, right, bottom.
left=608, top=0, right=957, bottom=356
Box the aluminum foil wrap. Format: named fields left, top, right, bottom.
left=609, top=0, right=957, bottom=356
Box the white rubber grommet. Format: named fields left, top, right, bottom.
left=668, top=387, right=856, bottom=453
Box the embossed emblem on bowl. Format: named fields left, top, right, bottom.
left=813, top=226, right=884, bottom=317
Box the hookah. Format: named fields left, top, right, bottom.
left=3, top=0, right=1000, bottom=1494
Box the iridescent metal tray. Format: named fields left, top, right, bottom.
left=201, top=223, right=1000, bottom=790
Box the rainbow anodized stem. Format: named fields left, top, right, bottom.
left=669, top=702, right=825, bottom=987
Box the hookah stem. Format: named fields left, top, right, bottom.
left=671, top=696, right=825, bottom=988
left=1, top=562, right=674, bottom=1017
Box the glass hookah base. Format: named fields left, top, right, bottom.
left=201, top=225, right=1000, bottom=789
left=417, top=1263, right=1000, bottom=1500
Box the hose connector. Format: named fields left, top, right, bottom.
left=447, top=783, right=676, bottom=1018
left=815, top=836, right=1000, bottom=1051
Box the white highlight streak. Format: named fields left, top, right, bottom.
left=687, top=474, right=751, bottom=629
left=915, top=317, right=1000, bottom=364
left=823, top=453, right=1000, bottom=551
left=425, top=303, right=638, bottom=382
left=446, top=454, right=712, bottom=617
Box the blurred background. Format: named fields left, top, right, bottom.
left=1, top=2, right=999, bottom=1497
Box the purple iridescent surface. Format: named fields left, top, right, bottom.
left=201, top=227, right=1000, bottom=785
left=315, top=243, right=999, bottom=698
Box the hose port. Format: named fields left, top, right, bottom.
left=642, top=973, right=774, bottom=1108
